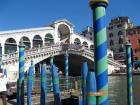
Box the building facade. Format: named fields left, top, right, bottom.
left=127, top=26, right=140, bottom=68
left=107, top=16, right=133, bottom=62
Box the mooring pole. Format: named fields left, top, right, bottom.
left=17, top=41, right=25, bottom=105
left=50, top=55, right=54, bottom=91
left=89, top=0, right=109, bottom=105
left=126, top=42, right=133, bottom=105
left=27, top=60, right=34, bottom=105
left=82, top=62, right=88, bottom=105
left=52, top=64, right=62, bottom=105
left=40, top=63, right=47, bottom=105
left=87, top=70, right=97, bottom=105
left=65, top=51, right=69, bottom=90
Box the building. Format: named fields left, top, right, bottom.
left=127, top=26, right=140, bottom=68
left=107, top=16, right=133, bottom=62
left=81, top=26, right=94, bottom=41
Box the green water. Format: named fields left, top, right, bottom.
left=109, top=76, right=140, bottom=105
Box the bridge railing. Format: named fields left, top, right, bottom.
left=2, top=43, right=124, bottom=68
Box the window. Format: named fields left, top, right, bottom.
left=135, top=57, right=138, bottom=60
left=117, top=24, right=122, bottom=28
left=119, top=38, right=123, bottom=44
left=110, top=40, right=114, bottom=46
left=90, top=37, right=92, bottom=40
left=109, top=33, right=113, bottom=38
left=137, top=39, right=140, bottom=45
left=118, top=31, right=123, bottom=35
left=119, top=47, right=124, bottom=52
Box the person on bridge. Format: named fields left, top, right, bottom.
left=0, top=68, right=8, bottom=105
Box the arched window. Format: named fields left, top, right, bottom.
left=5, top=38, right=17, bottom=54
left=33, top=35, right=43, bottom=48
left=119, top=38, right=123, bottom=44
left=109, top=33, right=113, bottom=38
left=45, top=34, right=54, bottom=46
left=118, top=31, right=123, bottom=35
left=119, top=47, right=124, bottom=52
left=82, top=41, right=88, bottom=48
left=20, top=36, right=30, bottom=50
left=110, top=40, right=114, bottom=46
left=90, top=45, right=94, bottom=51
left=74, top=38, right=81, bottom=45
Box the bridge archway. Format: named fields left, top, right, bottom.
left=74, top=38, right=81, bottom=45
left=58, top=24, right=70, bottom=43
left=33, top=35, right=43, bottom=48
left=45, top=33, right=54, bottom=46
left=34, top=53, right=94, bottom=76
left=5, top=38, right=17, bottom=54
left=20, top=36, right=31, bottom=50
left=82, top=41, right=88, bottom=48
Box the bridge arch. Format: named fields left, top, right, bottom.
left=82, top=41, right=88, bottom=48
left=5, top=38, right=17, bottom=54
left=33, top=35, right=43, bottom=48
left=58, top=24, right=70, bottom=43
left=74, top=38, right=81, bottom=45
left=44, top=33, right=54, bottom=46
left=20, top=36, right=31, bottom=50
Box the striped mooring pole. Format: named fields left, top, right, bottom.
left=82, top=62, right=88, bottom=105
left=51, top=64, right=62, bottom=105
left=89, top=0, right=109, bottom=105
left=50, top=55, right=54, bottom=91
left=40, top=63, right=47, bottom=105
left=125, top=42, right=133, bottom=105
left=65, top=51, right=69, bottom=90
left=27, top=60, right=34, bottom=105
left=0, top=44, right=2, bottom=68
left=17, top=41, right=25, bottom=105
left=87, top=71, right=97, bottom=105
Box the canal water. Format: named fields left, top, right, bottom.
left=109, top=75, right=140, bottom=105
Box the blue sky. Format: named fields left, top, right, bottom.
left=0, top=0, right=140, bottom=32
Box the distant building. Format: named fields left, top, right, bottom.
left=127, top=26, right=140, bottom=68
left=107, top=16, right=133, bottom=62
left=81, top=26, right=94, bottom=41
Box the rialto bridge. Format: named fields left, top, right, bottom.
left=0, top=19, right=125, bottom=82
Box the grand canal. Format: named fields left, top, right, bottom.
left=109, top=76, right=140, bottom=105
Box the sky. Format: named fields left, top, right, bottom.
left=0, top=0, right=140, bottom=32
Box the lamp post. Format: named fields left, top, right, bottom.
left=89, top=0, right=109, bottom=105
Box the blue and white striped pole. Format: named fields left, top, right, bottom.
left=17, top=41, right=25, bottom=105
left=40, top=64, right=47, bottom=105
left=50, top=55, right=54, bottom=92
left=27, top=60, right=34, bottom=105
left=82, top=62, right=88, bottom=105
left=89, top=0, right=109, bottom=105
left=126, top=42, right=133, bottom=105
left=87, top=71, right=97, bottom=105
left=51, top=64, right=62, bottom=105
left=65, top=52, right=69, bottom=90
